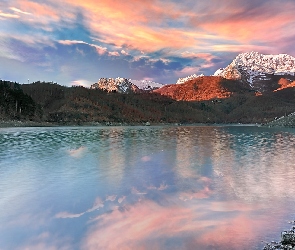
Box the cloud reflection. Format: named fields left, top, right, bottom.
left=67, top=146, right=86, bottom=158
left=82, top=195, right=272, bottom=250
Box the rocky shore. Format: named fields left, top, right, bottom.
left=265, top=113, right=295, bottom=128
left=0, top=120, right=179, bottom=128
left=263, top=222, right=295, bottom=249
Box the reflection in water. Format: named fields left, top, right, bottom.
left=1, top=126, right=295, bottom=249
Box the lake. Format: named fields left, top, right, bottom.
left=1, top=125, right=295, bottom=249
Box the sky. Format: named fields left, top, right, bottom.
left=1, top=0, right=295, bottom=87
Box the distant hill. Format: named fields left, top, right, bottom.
left=20, top=81, right=217, bottom=124
left=17, top=79, right=295, bottom=125
left=154, top=76, right=251, bottom=101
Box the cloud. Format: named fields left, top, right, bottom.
left=0, top=11, right=19, bottom=19
left=189, top=0, right=295, bottom=51
left=70, top=79, right=93, bottom=88
left=147, top=183, right=168, bottom=191
left=67, top=146, right=86, bottom=158
left=108, top=51, right=120, bottom=57
left=10, top=7, right=31, bottom=15
left=58, top=40, right=107, bottom=55
left=118, top=196, right=126, bottom=204
left=55, top=197, right=104, bottom=219
left=1, top=0, right=295, bottom=85
left=82, top=197, right=273, bottom=250
left=105, top=195, right=117, bottom=202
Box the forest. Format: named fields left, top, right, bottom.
left=1, top=79, right=295, bottom=125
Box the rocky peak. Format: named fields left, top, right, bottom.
left=214, top=52, right=295, bottom=92
left=129, top=79, right=163, bottom=91
left=176, top=74, right=204, bottom=84
left=91, top=78, right=139, bottom=93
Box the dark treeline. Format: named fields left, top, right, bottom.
left=0, top=80, right=42, bottom=121
left=1, top=79, right=295, bottom=124
left=20, top=81, right=215, bottom=124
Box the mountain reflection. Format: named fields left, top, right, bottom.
left=1, top=126, right=295, bottom=249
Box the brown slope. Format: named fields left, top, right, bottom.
left=153, top=76, right=251, bottom=101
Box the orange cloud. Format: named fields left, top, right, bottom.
left=60, top=0, right=198, bottom=52
left=192, top=1, right=295, bottom=47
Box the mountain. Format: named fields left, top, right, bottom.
left=176, top=74, right=204, bottom=84
left=154, top=76, right=251, bottom=101
left=0, top=78, right=292, bottom=125
left=129, top=79, right=163, bottom=91
left=213, top=51, right=295, bottom=92
left=90, top=78, right=139, bottom=93
left=90, top=78, right=163, bottom=93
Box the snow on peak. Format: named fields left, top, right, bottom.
left=176, top=74, right=204, bottom=84
left=91, top=78, right=138, bottom=93
left=213, top=52, right=295, bottom=90
left=214, top=52, right=295, bottom=78
left=90, top=78, right=163, bottom=93
left=129, top=79, right=163, bottom=91
left=213, top=69, right=224, bottom=76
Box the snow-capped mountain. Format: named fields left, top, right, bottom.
left=90, top=78, right=163, bottom=93
left=91, top=78, right=139, bottom=93
left=176, top=74, right=204, bottom=84
left=214, top=52, right=295, bottom=92
left=129, top=79, right=163, bottom=91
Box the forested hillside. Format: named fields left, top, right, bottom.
left=0, top=80, right=41, bottom=121
left=1, top=79, right=295, bottom=125
left=21, top=81, right=216, bottom=124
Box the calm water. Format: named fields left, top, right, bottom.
left=1, top=125, right=295, bottom=250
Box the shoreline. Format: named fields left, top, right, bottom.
left=0, top=120, right=262, bottom=128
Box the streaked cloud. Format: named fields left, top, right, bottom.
left=82, top=197, right=272, bottom=249
left=1, top=0, right=295, bottom=85
left=10, top=7, right=31, bottom=15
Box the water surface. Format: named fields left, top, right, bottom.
left=1, top=125, right=295, bottom=249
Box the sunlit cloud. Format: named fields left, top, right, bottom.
left=70, top=79, right=93, bottom=88
left=0, top=11, right=19, bottom=19
left=82, top=197, right=272, bottom=250
left=108, top=51, right=120, bottom=57
left=1, top=0, right=295, bottom=84
left=10, top=7, right=31, bottom=15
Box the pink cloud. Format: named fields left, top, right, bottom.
left=108, top=51, right=120, bottom=57
left=82, top=197, right=274, bottom=249
left=175, top=66, right=201, bottom=77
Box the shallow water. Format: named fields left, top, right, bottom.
left=1, top=125, right=295, bottom=249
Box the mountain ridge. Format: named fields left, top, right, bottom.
left=213, top=51, right=295, bottom=92
left=90, top=78, right=163, bottom=93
